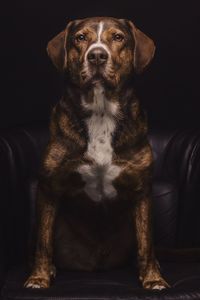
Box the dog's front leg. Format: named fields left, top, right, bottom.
left=24, top=188, right=57, bottom=288
left=135, top=195, right=170, bottom=290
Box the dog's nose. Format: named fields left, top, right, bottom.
left=87, top=47, right=108, bottom=65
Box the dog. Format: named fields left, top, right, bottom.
left=24, top=16, right=169, bottom=290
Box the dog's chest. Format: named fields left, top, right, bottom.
left=77, top=86, right=121, bottom=202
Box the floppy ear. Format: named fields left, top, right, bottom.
left=128, top=21, right=156, bottom=74
left=47, top=21, right=72, bottom=72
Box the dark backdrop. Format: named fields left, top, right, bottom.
left=2, top=0, right=200, bottom=129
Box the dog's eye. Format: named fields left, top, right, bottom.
left=75, top=34, right=86, bottom=42
left=113, top=33, right=124, bottom=42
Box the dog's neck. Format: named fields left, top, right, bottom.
left=80, top=83, right=120, bottom=118
left=63, top=80, right=136, bottom=120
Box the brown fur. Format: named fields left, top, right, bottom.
left=24, top=17, right=169, bottom=290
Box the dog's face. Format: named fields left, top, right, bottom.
left=47, top=17, right=155, bottom=88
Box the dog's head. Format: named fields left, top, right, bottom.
left=47, top=17, right=155, bottom=88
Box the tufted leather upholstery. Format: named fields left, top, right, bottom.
left=0, top=124, right=200, bottom=299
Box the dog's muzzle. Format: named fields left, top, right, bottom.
left=87, top=47, right=108, bottom=66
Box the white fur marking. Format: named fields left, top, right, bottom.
left=78, top=85, right=121, bottom=202
left=26, top=283, right=42, bottom=289
left=97, top=21, right=104, bottom=42
left=152, top=284, right=166, bottom=290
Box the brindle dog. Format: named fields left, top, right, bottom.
left=24, top=17, right=169, bottom=290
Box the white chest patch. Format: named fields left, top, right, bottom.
left=77, top=85, right=121, bottom=202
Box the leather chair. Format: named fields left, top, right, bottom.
left=0, top=123, right=200, bottom=299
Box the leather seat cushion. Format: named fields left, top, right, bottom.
left=1, top=262, right=200, bottom=300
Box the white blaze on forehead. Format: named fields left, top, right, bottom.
left=97, top=21, right=104, bottom=42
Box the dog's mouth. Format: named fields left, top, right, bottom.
left=84, top=72, right=105, bottom=86
left=80, top=65, right=117, bottom=88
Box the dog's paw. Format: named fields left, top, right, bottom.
left=24, top=276, right=50, bottom=289
left=143, top=279, right=170, bottom=290
left=152, top=283, right=167, bottom=290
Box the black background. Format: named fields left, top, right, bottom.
left=2, top=0, right=200, bottom=129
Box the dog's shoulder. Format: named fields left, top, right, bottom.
left=50, top=97, right=86, bottom=145
left=40, top=97, right=87, bottom=176
left=114, top=96, right=148, bottom=148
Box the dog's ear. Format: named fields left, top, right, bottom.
left=47, top=21, right=72, bottom=72
left=128, top=21, right=156, bottom=74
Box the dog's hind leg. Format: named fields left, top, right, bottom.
left=24, top=189, right=57, bottom=289
left=134, top=195, right=170, bottom=290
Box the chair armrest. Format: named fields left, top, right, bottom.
left=149, top=128, right=200, bottom=247
left=0, top=123, right=49, bottom=272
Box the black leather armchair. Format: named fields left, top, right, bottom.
left=0, top=124, right=200, bottom=299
